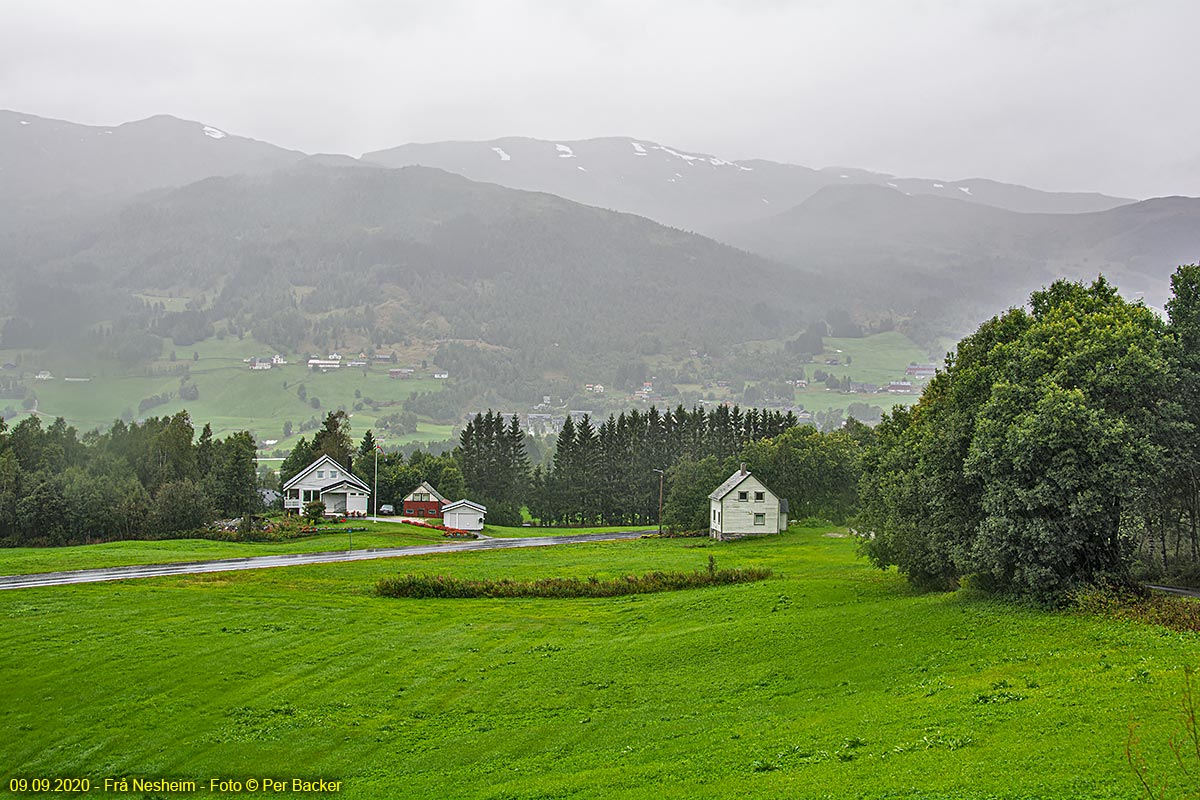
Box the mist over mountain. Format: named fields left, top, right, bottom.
left=0, top=110, right=304, bottom=230
left=2, top=109, right=1196, bottom=368
left=363, top=136, right=1133, bottom=239
left=0, top=163, right=819, bottom=364
left=727, top=184, right=1200, bottom=336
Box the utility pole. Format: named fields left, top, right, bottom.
left=653, top=468, right=665, bottom=535
left=374, top=441, right=383, bottom=523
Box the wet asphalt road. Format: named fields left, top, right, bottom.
left=0, top=531, right=650, bottom=591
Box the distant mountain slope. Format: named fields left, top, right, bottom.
left=362, top=136, right=1132, bottom=237
left=728, top=184, right=1200, bottom=329
left=1, top=164, right=820, bottom=358
left=0, top=110, right=305, bottom=229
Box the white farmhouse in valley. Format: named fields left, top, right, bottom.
left=708, top=464, right=788, bottom=540
left=282, top=455, right=370, bottom=517
left=442, top=499, right=487, bottom=532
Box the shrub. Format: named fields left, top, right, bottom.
left=375, top=559, right=772, bottom=599
left=1073, top=584, right=1200, bottom=633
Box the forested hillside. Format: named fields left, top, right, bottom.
left=0, top=164, right=819, bottom=374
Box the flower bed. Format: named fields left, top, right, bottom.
left=406, top=520, right=477, bottom=538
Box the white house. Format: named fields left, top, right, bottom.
left=708, top=464, right=788, bottom=540
left=282, top=455, right=370, bottom=517
left=442, top=499, right=487, bottom=532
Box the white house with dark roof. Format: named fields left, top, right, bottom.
left=282, top=455, right=370, bottom=517
left=708, top=464, right=788, bottom=540
left=442, top=499, right=487, bottom=532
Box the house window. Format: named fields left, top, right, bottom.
left=738, top=491, right=748, bottom=501
left=754, top=513, right=766, bottom=526
left=755, top=491, right=765, bottom=502
left=330, top=470, right=337, bottom=478
left=712, top=509, right=717, bottom=521
left=316, top=470, right=324, bottom=479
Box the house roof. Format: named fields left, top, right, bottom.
left=442, top=499, right=487, bottom=513
left=709, top=468, right=752, bottom=501
left=709, top=468, right=780, bottom=502
left=318, top=479, right=369, bottom=495
left=405, top=480, right=447, bottom=503
left=282, top=455, right=367, bottom=491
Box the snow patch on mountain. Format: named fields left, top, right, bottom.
left=933, top=183, right=944, bottom=188
left=490, top=146, right=511, bottom=162
left=556, top=144, right=575, bottom=158
left=959, top=186, right=972, bottom=195
left=202, top=126, right=227, bottom=140
left=18, top=120, right=30, bottom=126
left=653, top=145, right=701, bottom=164
left=631, top=141, right=647, bottom=155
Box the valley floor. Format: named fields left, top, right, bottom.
left=0, top=527, right=1193, bottom=799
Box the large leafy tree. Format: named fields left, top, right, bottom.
left=860, top=277, right=1173, bottom=601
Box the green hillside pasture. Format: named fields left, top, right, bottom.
left=0, top=522, right=446, bottom=576
left=704, top=331, right=929, bottom=417
left=0, top=528, right=1193, bottom=799
left=16, top=334, right=450, bottom=446
left=820, top=331, right=938, bottom=384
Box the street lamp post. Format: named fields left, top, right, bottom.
left=653, top=468, right=665, bottom=535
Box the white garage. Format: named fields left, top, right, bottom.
left=442, top=499, right=487, bottom=532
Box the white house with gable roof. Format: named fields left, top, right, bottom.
left=283, top=455, right=370, bottom=517
left=708, top=463, right=788, bottom=540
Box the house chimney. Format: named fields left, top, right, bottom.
left=739, top=462, right=747, bottom=476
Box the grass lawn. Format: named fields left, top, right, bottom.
left=0, top=528, right=1194, bottom=799
left=0, top=522, right=449, bottom=576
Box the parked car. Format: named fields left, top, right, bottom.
left=379, top=504, right=395, bottom=516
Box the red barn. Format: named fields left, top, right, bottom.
left=402, top=481, right=447, bottom=518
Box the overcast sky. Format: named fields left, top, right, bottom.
left=2, top=0, right=1197, bottom=199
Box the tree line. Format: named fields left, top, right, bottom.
left=0, top=412, right=258, bottom=546
left=859, top=269, right=1200, bottom=602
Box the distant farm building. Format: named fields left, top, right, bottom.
left=905, top=363, right=937, bottom=379
left=403, top=481, right=446, bottom=518
left=283, top=455, right=369, bottom=517
left=308, top=358, right=341, bottom=371
left=708, top=464, right=788, bottom=540
left=885, top=381, right=915, bottom=394
left=389, top=368, right=415, bottom=379
left=442, top=499, right=487, bottom=532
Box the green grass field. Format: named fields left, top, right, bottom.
left=0, top=522, right=447, bottom=576
left=1, top=334, right=452, bottom=449
left=1, top=527, right=1194, bottom=798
